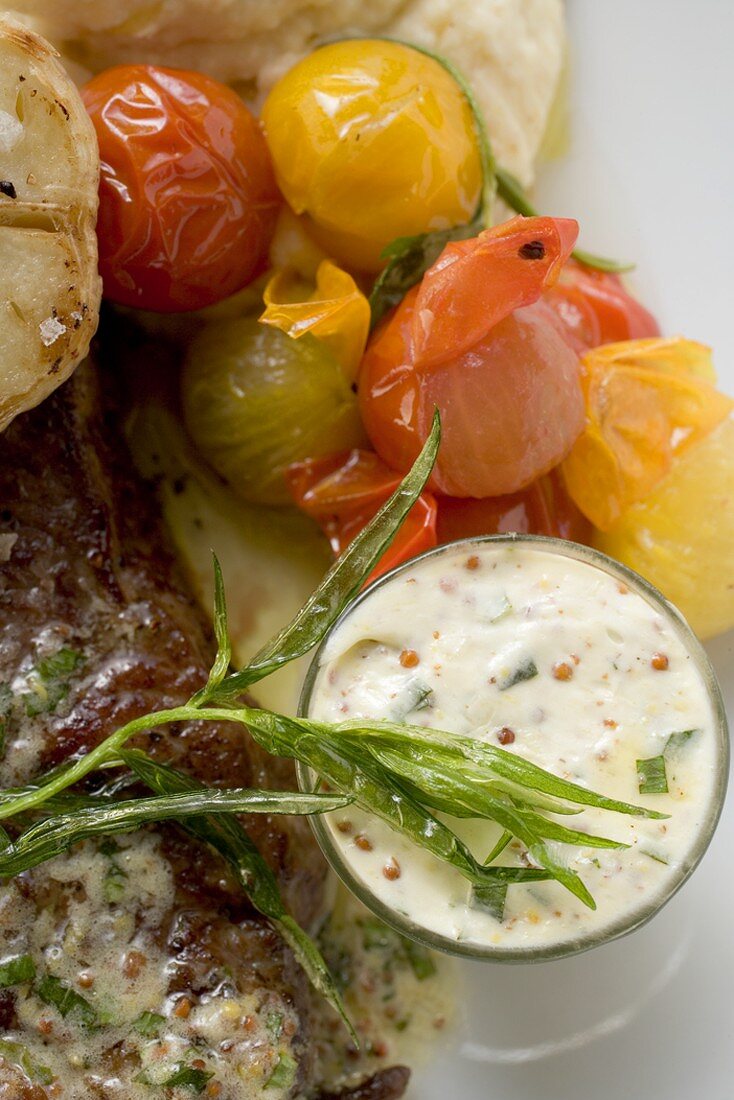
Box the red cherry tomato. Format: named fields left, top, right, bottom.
left=436, top=470, right=592, bottom=545
left=359, top=217, right=585, bottom=499
left=83, top=65, right=281, bottom=312
left=286, top=450, right=437, bottom=583
left=544, top=259, right=660, bottom=350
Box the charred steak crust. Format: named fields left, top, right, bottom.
left=0, top=363, right=410, bottom=1100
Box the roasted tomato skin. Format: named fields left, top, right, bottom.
left=544, top=260, right=660, bottom=350
left=436, top=470, right=592, bottom=545
left=83, top=65, right=281, bottom=312
left=360, top=291, right=584, bottom=498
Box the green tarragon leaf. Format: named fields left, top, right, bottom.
left=100, top=838, right=128, bottom=903
left=0, top=786, right=347, bottom=877
left=471, top=882, right=508, bottom=923
left=265, top=1011, right=284, bottom=1041
left=161, top=1064, right=214, bottom=1093
left=132, top=1010, right=165, bottom=1038
left=665, top=729, right=698, bottom=756
left=22, top=647, right=85, bottom=718
left=265, top=1052, right=297, bottom=1091
left=338, top=716, right=666, bottom=819
left=0, top=953, right=35, bottom=988
left=498, top=658, right=538, bottom=691
left=190, top=554, right=231, bottom=706
left=36, top=975, right=97, bottom=1028
left=484, top=829, right=513, bottom=865
left=392, top=680, right=433, bottom=720
left=637, top=755, right=668, bottom=795
left=637, top=729, right=699, bottom=796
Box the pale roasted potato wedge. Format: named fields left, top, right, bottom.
left=0, top=16, right=100, bottom=432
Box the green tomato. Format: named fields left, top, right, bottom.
left=182, top=319, right=367, bottom=505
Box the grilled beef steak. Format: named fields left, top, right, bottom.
left=0, top=363, right=409, bottom=1099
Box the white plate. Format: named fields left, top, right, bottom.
left=410, top=3, right=734, bottom=1097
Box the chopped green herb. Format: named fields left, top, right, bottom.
left=410, top=684, right=433, bottom=712
left=161, top=1064, right=214, bottom=1093
left=132, top=1011, right=165, bottom=1038
left=104, top=872, right=127, bottom=902
left=637, top=730, right=698, bottom=796
left=0, top=1040, right=54, bottom=1085
left=22, top=647, right=85, bottom=718
left=498, top=658, right=538, bottom=691
left=665, top=729, right=697, bottom=755
left=265, top=1052, right=297, bottom=1091
left=35, top=648, right=83, bottom=681
left=402, top=938, right=437, bottom=981
left=101, top=839, right=128, bottom=904
left=487, top=596, right=512, bottom=624
left=36, top=975, right=97, bottom=1028
left=636, top=755, right=668, bottom=795
left=641, top=849, right=669, bottom=865
left=266, top=1011, right=284, bottom=1041
left=394, top=1017, right=411, bottom=1032
left=392, top=680, right=433, bottom=719
left=471, top=882, right=508, bottom=923
left=0, top=953, right=35, bottom=988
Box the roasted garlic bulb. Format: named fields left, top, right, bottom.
left=0, top=17, right=100, bottom=431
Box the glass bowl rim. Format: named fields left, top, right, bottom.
left=296, top=533, right=730, bottom=964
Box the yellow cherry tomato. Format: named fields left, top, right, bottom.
left=562, top=337, right=733, bottom=530
left=261, top=40, right=482, bottom=273
left=595, top=417, right=734, bottom=639
left=260, top=260, right=370, bottom=382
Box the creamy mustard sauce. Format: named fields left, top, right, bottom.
left=308, top=541, right=722, bottom=953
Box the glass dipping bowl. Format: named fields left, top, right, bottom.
left=297, top=535, right=729, bottom=963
